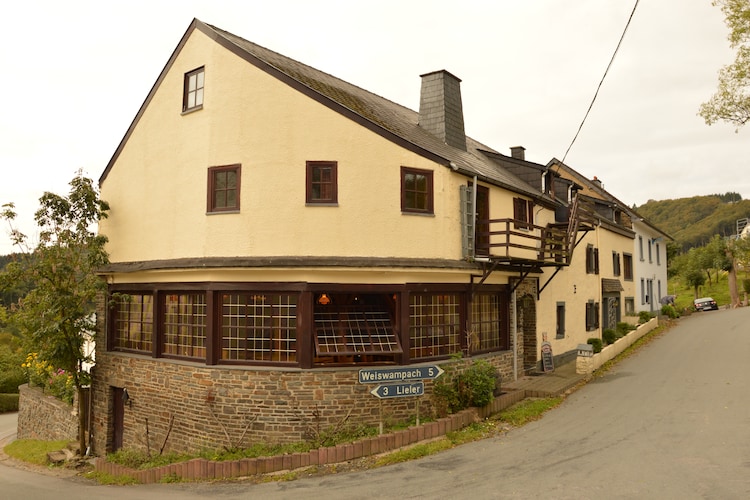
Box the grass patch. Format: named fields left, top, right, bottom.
left=375, top=438, right=454, bottom=466
left=496, top=397, right=563, bottom=427
left=83, top=470, right=139, bottom=485
left=4, top=439, right=70, bottom=466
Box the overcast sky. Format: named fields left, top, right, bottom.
left=1, top=0, right=745, bottom=255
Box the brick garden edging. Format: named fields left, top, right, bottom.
left=95, top=389, right=526, bottom=484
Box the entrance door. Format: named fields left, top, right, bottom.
left=475, top=185, right=490, bottom=256
left=112, top=387, right=124, bottom=451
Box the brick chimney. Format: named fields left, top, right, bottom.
left=510, top=146, right=525, bottom=160
left=419, top=70, right=467, bottom=151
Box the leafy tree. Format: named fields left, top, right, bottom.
left=0, top=173, right=109, bottom=455
left=700, top=0, right=750, bottom=129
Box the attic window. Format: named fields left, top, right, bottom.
left=183, top=67, right=204, bottom=112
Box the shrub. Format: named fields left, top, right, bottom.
left=616, top=322, right=634, bottom=337
left=456, top=359, right=497, bottom=408
left=638, top=311, right=653, bottom=324
left=661, top=304, right=679, bottom=319
left=602, top=329, right=617, bottom=345
left=587, top=338, right=603, bottom=353
left=432, top=359, right=498, bottom=415
left=0, top=393, right=20, bottom=412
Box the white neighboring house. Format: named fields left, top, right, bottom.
left=631, top=217, right=672, bottom=314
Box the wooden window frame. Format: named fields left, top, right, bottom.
left=585, top=301, right=600, bottom=331
left=623, top=253, right=633, bottom=281
left=306, top=161, right=338, bottom=204
left=470, top=292, right=509, bottom=353
left=207, top=164, right=241, bottom=213
left=513, top=197, right=534, bottom=230
left=401, top=166, right=434, bottom=214
left=219, top=293, right=298, bottom=364
left=161, top=292, right=207, bottom=360
left=112, top=293, right=154, bottom=353
left=409, top=293, right=462, bottom=360
left=586, top=245, right=600, bottom=275
left=183, top=67, right=205, bottom=112
left=556, top=302, right=566, bottom=339
left=612, top=252, right=621, bottom=277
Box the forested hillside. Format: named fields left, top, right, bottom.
left=635, top=193, right=749, bottom=250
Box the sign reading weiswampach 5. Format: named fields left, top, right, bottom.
left=358, top=365, right=444, bottom=384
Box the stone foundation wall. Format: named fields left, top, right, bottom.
left=17, top=384, right=78, bottom=442
left=90, top=349, right=517, bottom=456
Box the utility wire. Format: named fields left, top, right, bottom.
left=561, top=0, right=640, bottom=164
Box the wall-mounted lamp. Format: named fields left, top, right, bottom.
left=317, top=293, right=331, bottom=305
left=122, top=388, right=132, bottom=408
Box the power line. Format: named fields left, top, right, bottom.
left=561, top=0, right=641, bottom=164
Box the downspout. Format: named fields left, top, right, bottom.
left=512, top=289, right=518, bottom=381
left=471, top=176, right=478, bottom=258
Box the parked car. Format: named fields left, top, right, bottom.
left=693, top=297, right=718, bottom=311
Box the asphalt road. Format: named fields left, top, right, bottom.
left=2, top=306, right=749, bottom=499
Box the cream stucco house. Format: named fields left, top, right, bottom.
left=92, top=19, right=600, bottom=454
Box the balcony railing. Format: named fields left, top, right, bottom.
left=475, top=219, right=570, bottom=266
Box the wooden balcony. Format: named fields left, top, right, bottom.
left=473, top=195, right=598, bottom=270
left=475, top=219, right=570, bottom=267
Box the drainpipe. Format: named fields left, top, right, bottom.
left=471, top=176, right=478, bottom=258
left=512, top=289, right=517, bottom=381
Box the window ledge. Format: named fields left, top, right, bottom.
left=306, top=203, right=339, bottom=207
left=401, top=211, right=435, bottom=217
left=207, top=209, right=240, bottom=215
left=181, top=105, right=203, bottom=116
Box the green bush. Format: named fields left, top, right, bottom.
left=456, top=360, right=497, bottom=408
left=602, top=329, right=617, bottom=345
left=0, top=393, right=20, bottom=412
left=638, top=311, right=653, bottom=324
left=743, top=279, right=750, bottom=294
left=432, top=359, right=498, bottom=415
left=661, top=304, right=679, bottom=319
left=587, top=338, right=603, bottom=353
left=616, top=322, right=634, bottom=337
left=0, top=372, right=26, bottom=394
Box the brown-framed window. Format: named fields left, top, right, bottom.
left=471, top=292, right=508, bottom=352
left=112, top=293, right=153, bottom=353
left=401, top=167, right=433, bottom=214
left=586, top=245, right=599, bottom=274
left=220, top=293, right=298, bottom=363
left=556, top=302, right=566, bottom=339
left=306, top=161, right=338, bottom=204
left=313, top=294, right=402, bottom=358
left=409, top=293, right=461, bottom=359
left=513, top=197, right=533, bottom=229
left=612, top=252, right=621, bottom=276
left=162, top=293, right=207, bottom=359
left=183, top=67, right=204, bottom=112
left=207, top=164, right=240, bottom=213
left=585, top=300, right=600, bottom=331
left=623, top=253, right=633, bottom=281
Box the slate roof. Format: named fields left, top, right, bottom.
left=100, top=19, right=553, bottom=205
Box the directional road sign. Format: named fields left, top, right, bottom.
left=370, top=381, right=424, bottom=399
left=358, top=365, right=444, bottom=384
